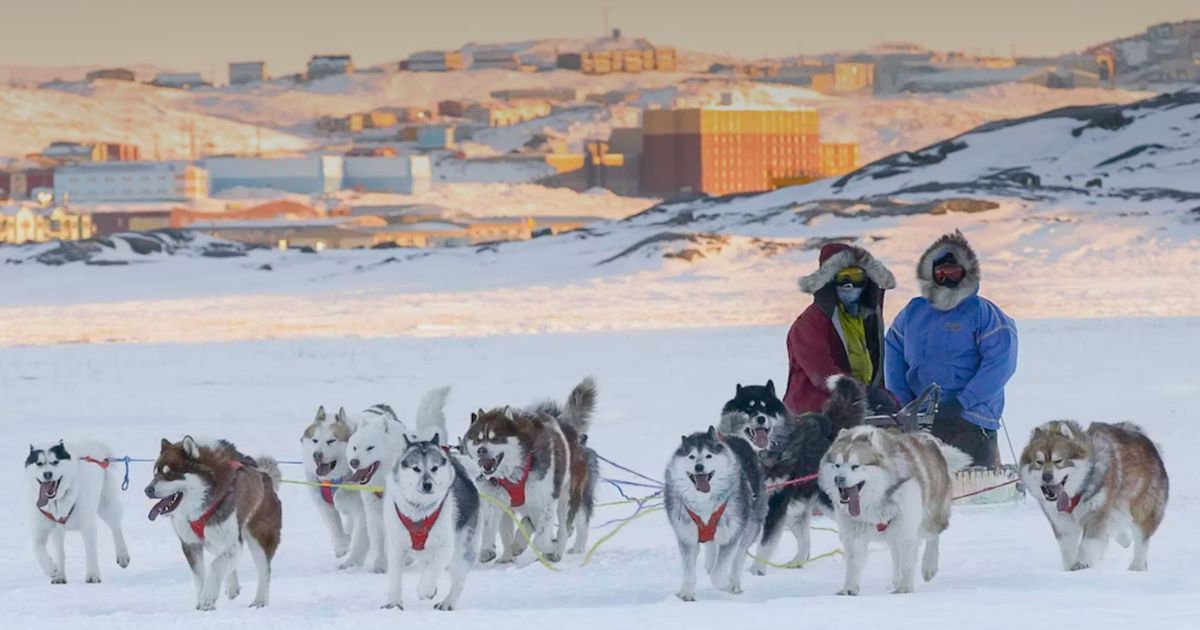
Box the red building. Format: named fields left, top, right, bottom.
left=0, top=168, right=54, bottom=199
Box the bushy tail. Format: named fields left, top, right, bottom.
left=414, top=386, right=451, bottom=441
left=255, top=455, right=282, bottom=491
left=822, top=374, right=867, bottom=435
left=939, top=444, right=972, bottom=475
left=560, top=377, right=598, bottom=434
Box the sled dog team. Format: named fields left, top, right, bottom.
left=26, top=376, right=1169, bottom=610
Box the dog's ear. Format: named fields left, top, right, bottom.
left=400, top=433, right=412, bottom=450
left=766, top=379, right=775, bottom=396
left=503, top=406, right=515, bottom=421
left=736, top=383, right=743, bottom=395
left=470, top=411, right=478, bottom=424
left=160, top=438, right=172, bottom=452
left=315, top=406, right=326, bottom=423
left=29, top=444, right=35, bottom=454
left=181, top=436, right=200, bottom=459
left=430, top=432, right=441, bottom=448
left=335, top=407, right=349, bottom=424
left=706, top=425, right=717, bottom=440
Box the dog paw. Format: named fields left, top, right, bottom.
left=249, top=599, right=268, bottom=609
left=567, top=546, right=585, bottom=555
left=836, top=588, right=859, bottom=596
left=418, top=587, right=438, bottom=601
left=226, top=583, right=241, bottom=600
left=496, top=555, right=515, bottom=565
left=117, top=553, right=131, bottom=568
left=723, top=582, right=743, bottom=595
left=923, top=566, right=938, bottom=582
left=85, top=574, right=101, bottom=584
left=1069, top=561, right=1091, bottom=572
left=676, top=592, right=696, bottom=602
left=750, top=565, right=767, bottom=576
left=369, top=564, right=387, bottom=575
left=546, top=552, right=562, bottom=563
left=434, top=601, right=455, bottom=611
left=51, top=575, right=66, bottom=585
left=478, top=549, right=497, bottom=563
left=891, top=586, right=914, bottom=594
left=196, top=600, right=217, bottom=612
left=334, top=546, right=349, bottom=558
left=382, top=603, right=404, bottom=611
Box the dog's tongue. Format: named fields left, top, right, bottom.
left=846, top=485, right=861, bottom=517
left=316, top=461, right=335, bottom=476
left=752, top=428, right=770, bottom=449
left=36, top=481, right=55, bottom=508
left=147, top=495, right=174, bottom=521
left=1054, top=485, right=1071, bottom=512
left=693, top=473, right=711, bottom=493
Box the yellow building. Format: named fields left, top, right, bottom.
left=819, top=143, right=858, bottom=177
left=834, top=63, right=875, bottom=93
left=0, top=205, right=95, bottom=243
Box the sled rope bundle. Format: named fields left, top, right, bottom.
left=105, top=456, right=157, bottom=491
left=595, top=454, right=664, bottom=488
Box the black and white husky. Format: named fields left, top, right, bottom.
left=383, top=433, right=480, bottom=611
left=664, top=427, right=766, bottom=601
left=343, top=387, right=451, bottom=572
left=26, top=440, right=130, bottom=584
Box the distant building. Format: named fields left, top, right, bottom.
left=89, top=207, right=173, bottom=235
left=344, top=155, right=432, bottom=194
left=152, top=72, right=209, bottom=89
left=371, top=221, right=470, bottom=248
left=833, top=62, right=875, bottom=93
left=185, top=217, right=378, bottom=250
left=465, top=101, right=552, bottom=127
left=557, top=47, right=676, bottom=74
left=437, top=99, right=471, bottom=118
left=345, top=146, right=398, bottom=157
left=41, top=141, right=140, bottom=163
left=641, top=107, right=855, bottom=197
left=818, top=143, right=858, bottom=177
left=1, top=166, right=55, bottom=199
left=464, top=216, right=535, bottom=243
left=170, top=199, right=324, bottom=228
left=308, top=55, right=354, bottom=81
left=407, top=51, right=467, bottom=72
left=0, top=205, right=95, bottom=243
left=54, top=162, right=209, bottom=202
left=86, top=68, right=135, bottom=82
left=229, top=61, right=268, bottom=85
left=471, top=49, right=521, bottom=70
left=417, top=124, right=457, bottom=149
left=203, top=155, right=345, bottom=194
left=490, top=88, right=577, bottom=102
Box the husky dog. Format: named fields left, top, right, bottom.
left=463, top=377, right=596, bottom=564
left=26, top=440, right=130, bottom=584
left=145, top=437, right=282, bottom=610
left=344, top=387, right=451, bottom=572
left=664, top=427, right=766, bottom=601
left=1019, top=420, right=1168, bottom=571
left=818, top=426, right=970, bottom=595
left=301, top=406, right=362, bottom=561
left=383, top=433, right=480, bottom=611
left=722, top=377, right=865, bottom=574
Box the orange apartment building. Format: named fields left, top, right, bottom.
left=641, top=108, right=857, bottom=197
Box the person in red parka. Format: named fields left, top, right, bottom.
left=784, top=243, right=897, bottom=415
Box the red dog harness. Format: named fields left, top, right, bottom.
left=395, top=500, right=447, bottom=551
left=685, top=503, right=727, bottom=543
left=82, top=456, right=110, bottom=469
left=495, top=454, right=533, bottom=507
left=190, top=462, right=244, bottom=540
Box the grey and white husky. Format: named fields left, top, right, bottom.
left=818, top=426, right=970, bottom=596
left=383, top=433, right=480, bottom=611
left=300, top=406, right=363, bottom=562
left=664, top=427, right=766, bottom=602
left=343, top=387, right=451, bottom=572
left=26, top=440, right=130, bottom=584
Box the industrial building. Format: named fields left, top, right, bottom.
left=229, top=62, right=268, bottom=84
left=202, top=155, right=431, bottom=195
left=151, top=73, right=209, bottom=89
left=54, top=162, right=209, bottom=202
left=407, top=51, right=467, bottom=72
left=307, top=55, right=354, bottom=80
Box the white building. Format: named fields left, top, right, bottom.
left=344, top=156, right=432, bottom=194
left=229, top=62, right=268, bottom=85
left=54, top=162, right=209, bottom=202
left=202, top=155, right=344, bottom=194
left=151, top=72, right=208, bottom=89
left=407, top=51, right=466, bottom=72
left=308, top=55, right=353, bottom=80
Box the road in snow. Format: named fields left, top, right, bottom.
left=2, top=318, right=1197, bottom=628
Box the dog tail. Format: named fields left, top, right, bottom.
left=560, top=377, right=598, bottom=434
left=255, top=455, right=283, bottom=491
left=822, top=374, right=867, bottom=434
left=414, top=386, right=451, bottom=441
left=938, top=444, right=972, bottom=475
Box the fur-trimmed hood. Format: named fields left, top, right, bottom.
left=797, top=244, right=896, bottom=294
left=917, top=230, right=980, bottom=311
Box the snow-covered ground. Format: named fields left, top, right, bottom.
left=2, top=320, right=1197, bottom=628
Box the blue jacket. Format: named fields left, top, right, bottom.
left=884, top=294, right=1018, bottom=430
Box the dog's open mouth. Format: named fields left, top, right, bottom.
left=148, top=492, right=183, bottom=521
left=478, top=453, right=505, bottom=476
left=688, top=472, right=714, bottom=493
left=838, top=482, right=864, bottom=517
left=315, top=459, right=337, bottom=477
left=347, top=461, right=380, bottom=485
left=1041, top=478, right=1071, bottom=512
left=36, top=479, right=60, bottom=508
left=745, top=427, right=770, bottom=450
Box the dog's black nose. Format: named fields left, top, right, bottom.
left=144, top=485, right=155, bottom=498
left=834, top=475, right=846, bottom=486
left=349, top=458, right=360, bottom=469
left=477, top=447, right=487, bottom=456
left=43, top=471, right=54, bottom=481
left=313, top=453, right=324, bottom=463
left=1041, top=471, right=1054, bottom=483
left=422, top=482, right=434, bottom=493
left=755, top=416, right=767, bottom=426
left=693, top=463, right=705, bottom=474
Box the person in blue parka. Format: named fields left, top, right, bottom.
left=885, top=230, right=1018, bottom=468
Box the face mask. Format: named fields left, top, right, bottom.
left=837, top=285, right=864, bottom=306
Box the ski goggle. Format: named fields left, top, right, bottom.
left=834, top=267, right=865, bottom=286
left=933, top=263, right=966, bottom=284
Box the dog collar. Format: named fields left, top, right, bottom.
left=190, top=461, right=244, bottom=540
left=495, top=453, right=533, bottom=507
left=685, top=502, right=727, bottom=543
left=81, top=456, right=110, bottom=469
left=395, top=499, right=447, bottom=551
left=39, top=504, right=76, bottom=525
left=876, top=520, right=891, bottom=533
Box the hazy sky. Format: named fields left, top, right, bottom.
left=3, top=0, right=1195, bottom=76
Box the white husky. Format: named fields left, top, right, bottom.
left=26, top=440, right=130, bottom=584
left=345, top=387, right=451, bottom=573
left=301, top=406, right=364, bottom=562
left=818, top=426, right=970, bottom=596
